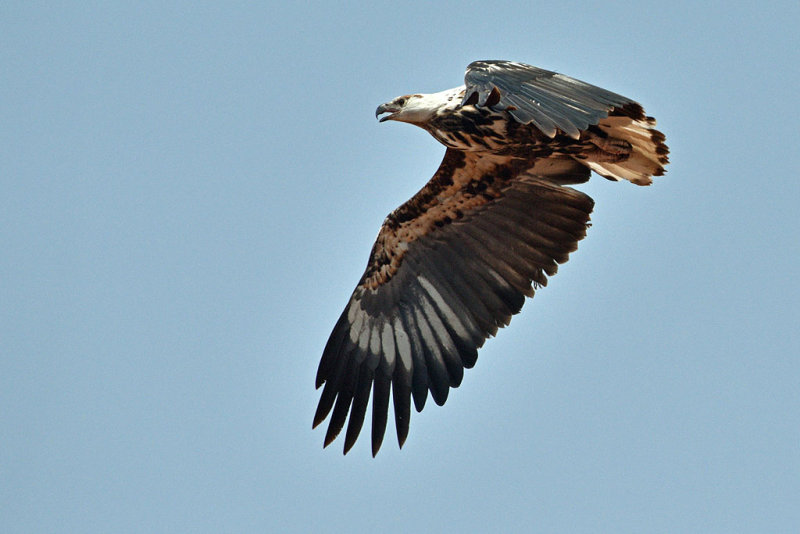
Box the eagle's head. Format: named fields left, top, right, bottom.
left=376, top=89, right=459, bottom=125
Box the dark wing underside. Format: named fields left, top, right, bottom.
left=314, top=150, right=594, bottom=455
left=463, top=60, right=636, bottom=138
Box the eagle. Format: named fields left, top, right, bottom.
left=313, top=60, right=669, bottom=456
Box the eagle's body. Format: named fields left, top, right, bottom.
left=314, top=61, right=669, bottom=455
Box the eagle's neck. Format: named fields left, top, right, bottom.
left=425, top=90, right=510, bottom=152
left=426, top=86, right=465, bottom=116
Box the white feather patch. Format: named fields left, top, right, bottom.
left=393, top=315, right=413, bottom=374
left=349, top=304, right=365, bottom=344
left=381, top=321, right=396, bottom=370
left=418, top=275, right=470, bottom=343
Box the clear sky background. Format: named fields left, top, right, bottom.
left=3, top=2, right=799, bottom=532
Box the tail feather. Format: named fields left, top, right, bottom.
left=580, top=108, right=669, bottom=186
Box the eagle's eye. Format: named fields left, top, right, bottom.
left=396, top=97, right=406, bottom=106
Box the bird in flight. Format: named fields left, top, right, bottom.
left=313, top=60, right=669, bottom=456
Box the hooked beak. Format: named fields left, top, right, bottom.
left=375, top=102, right=400, bottom=122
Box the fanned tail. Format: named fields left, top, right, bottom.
left=581, top=103, right=669, bottom=186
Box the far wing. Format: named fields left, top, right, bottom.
left=313, top=149, right=594, bottom=455
left=464, top=60, right=636, bottom=138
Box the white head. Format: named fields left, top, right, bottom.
left=375, top=87, right=463, bottom=126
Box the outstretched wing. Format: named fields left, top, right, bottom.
left=314, top=149, right=594, bottom=455
left=463, top=60, right=635, bottom=139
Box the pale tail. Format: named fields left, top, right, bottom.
left=583, top=111, right=669, bottom=186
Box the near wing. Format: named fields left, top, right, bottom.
left=464, top=60, right=635, bottom=139
left=314, top=149, right=594, bottom=455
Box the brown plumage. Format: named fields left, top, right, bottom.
left=314, top=60, right=669, bottom=455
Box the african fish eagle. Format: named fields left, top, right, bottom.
left=313, top=60, right=669, bottom=455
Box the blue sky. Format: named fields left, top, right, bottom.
left=2, top=2, right=799, bottom=532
